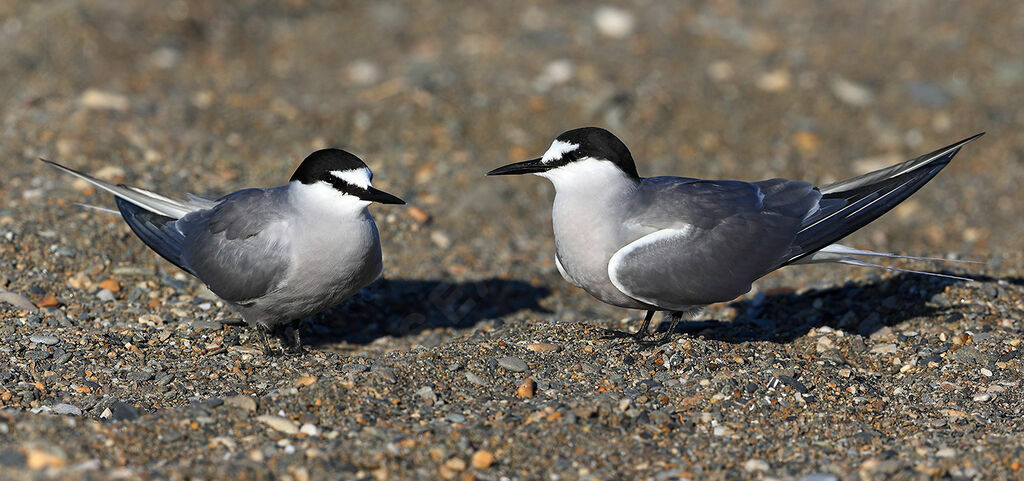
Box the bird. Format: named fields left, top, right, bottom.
left=487, top=127, right=982, bottom=346
left=42, top=149, right=405, bottom=354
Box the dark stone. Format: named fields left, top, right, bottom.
left=108, top=401, right=140, bottom=421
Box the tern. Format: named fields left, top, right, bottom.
left=488, top=127, right=982, bottom=345
left=43, top=149, right=405, bottom=353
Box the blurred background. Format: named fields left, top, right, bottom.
left=2, top=0, right=1022, bottom=321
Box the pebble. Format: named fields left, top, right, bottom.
left=799, top=475, right=839, bottom=481
left=0, top=291, right=38, bottom=311
left=342, top=363, right=368, bottom=373
left=34, top=296, right=60, bottom=308
left=257, top=415, right=299, bottom=434
left=105, top=402, right=140, bottom=421
left=744, top=459, right=770, bottom=472
left=80, top=89, right=130, bottom=111
left=416, top=386, right=437, bottom=405
left=471, top=450, right=495, bottom=469
left=498, top=356, right=528, bottom=372
left=593, top=6, right=635, bottom=38
left=830, top=76, right=874, bottom=106
left=870, top=343, right=898, bottom=355
left=299, top=423, right=320, bottom=436
left=526, top=343, right=561, bottom=353
left=224, top=395, right=258, bottom=412
left=465, top=372, right=486, bottom=386
left=407, top=206, right=431, bottom=223
left=26, top=350, right=50, bottom=361
left=29, top=335, right=60, bottom=345
left=52, top=403, right=82, bottom=416
left=95, top=289, right=116, bottom=302
left=517, top=378, right=536, bottom=398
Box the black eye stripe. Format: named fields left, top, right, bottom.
left=326, top=176, right=372, bottom=197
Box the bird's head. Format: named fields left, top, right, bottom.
left=290, top=149, right=404, bottom=205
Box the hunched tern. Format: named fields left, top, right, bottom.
left=43, top=149, right=405, bottom=353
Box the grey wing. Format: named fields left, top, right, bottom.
left=609, top=178, right=819, bottom=308
left=178, top=188, right=291, bottom=304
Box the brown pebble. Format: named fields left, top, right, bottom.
left=445, top=457, right=467, bottom=471
left=35, top=296, right=60, bottom=308
left=98, top=279, right=121, bottom=293
left=296, top=375, right=317, bottom=386
left=0, top=390, right=11, bottom=402
left=408, top=206, right=431, bottom=223
left=517, top=378, right=535, bottom=398
left=25, top=446, right=67, bottom=470
left=471, top=450, right=495, bottom=469
left=526, top=343, right=561, bottom=353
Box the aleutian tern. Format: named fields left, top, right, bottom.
left=43, top=149, right=404, bottom=353
left=488, top=127, right=982, bottom=345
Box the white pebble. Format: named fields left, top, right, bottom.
left=980, top=368, right=993, bottom=377
left=300, top=423, right=320, bottom=436
left=256, top=415, right=299, bottom=434
left=830, top=76, right=874, bottom=106
left=80, top=89, right=130, bottom=111
left=53, top=403, right=82, bottom=416
left=593, top=6, right=634, bottom=38
left=744, top=459, right=770, bottom=472
left=96, top=289, right=116, bottom=302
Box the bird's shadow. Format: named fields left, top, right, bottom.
left=663, top=272, right=1019, bottom=344
left=303, top=277, right=550, bottom=345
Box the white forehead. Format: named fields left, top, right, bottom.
left=330, top=167, right=372, bottom=188
left=541, top=140, right=579, bottom=163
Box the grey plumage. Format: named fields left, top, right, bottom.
left=488, top=127, right=982, bottom=344
left=43, top=149, right=404, bottom=350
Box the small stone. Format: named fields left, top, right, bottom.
left=29, top=335, right=59, bottom=345
left=935, top=447, right=957, bottom=458
left=870, top=343, right=898, bottom=355
left=342, top=363, right=368, bottom=373
left=756, top=69, right=791, bottom=92
left=447, top=414, right=466, bottom=423
left=430, top=231, right=452, bottom=249
left=416, top=386, right=437, bottom=405
left=80, top=89, right=130, bottom=111
left=517, top=378, right=536, bottom=398
left=0, top=291, right=38, bottom=311
left=296, top=375, right=318, bottom=386
left=526, top=343, right=561, bottom=353
left=471, top=450, right=495, bottom=469
left=97, top=279, right=121, bottom=293
left=407, top=206, right=431, bottom=223
left=52, top=403, right=82, bottom=416
left=744, top=459, right=770, bottom=472
left=980, top=368, right=993, bottom=377
left=26, top=350, right=50, bottom=361
left=593, top=6, right=635, bottom=38
left=445, top=457, right=467, bottom=471
left=95, top=289, right=116, bottom=302
left=34, top=296, right=60, bottom=308
left=498, top=356, right=528, bottom=372
left=107, top=401, right=140, bottom=421
left=299, top=423, right=319, bottom=436
left=24, top=445, right=67, bottom=470
left=799, top=475, right=839, bottom=481
left=224, top=395, right=258, bottom=412
left=973, top=393, right=992, bottom=402
left=830, top=76, right=874, bottom=106
left=257, top=415, right=299, bottom=434
left=465, top=372, right=486, bottom=386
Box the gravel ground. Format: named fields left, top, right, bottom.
left=3, top=1, right=1024, bottom=480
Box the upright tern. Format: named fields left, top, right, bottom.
left=43, top=149, right=405, bottom=353
left=488, top=127, right=982, bottom=345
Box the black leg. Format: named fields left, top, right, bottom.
left=600, top=310, right=656, bottom=340
left=257, top=327, right=282, bottom=357
left=637, top=311, right=682, bottom=348
left=282, top=319, right=307, bottom=356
